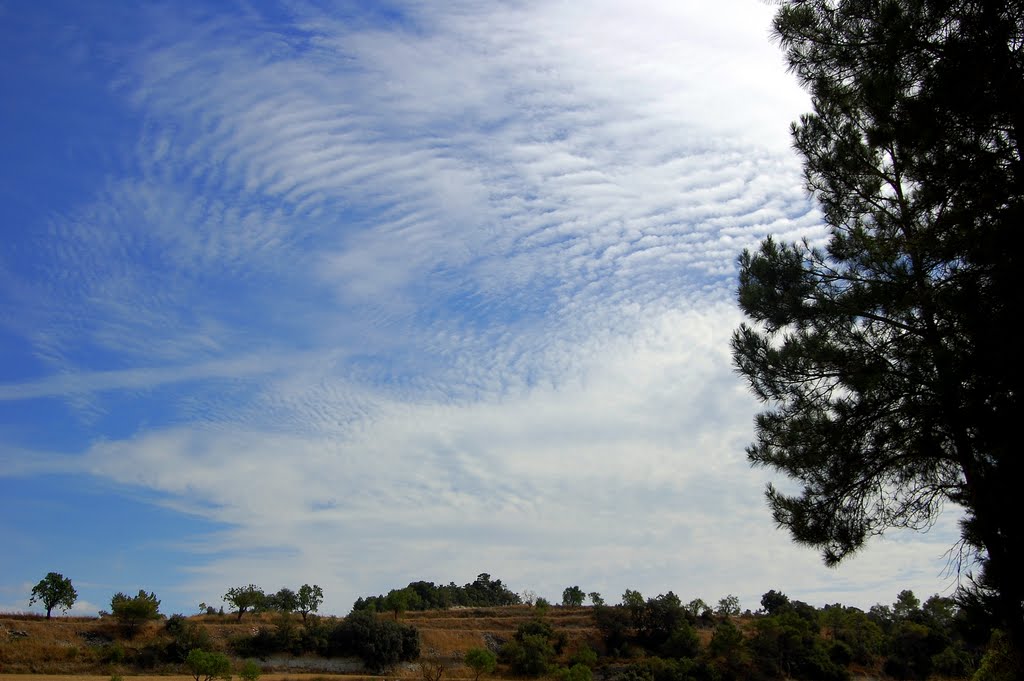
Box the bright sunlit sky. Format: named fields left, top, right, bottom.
left=1, top=0, right=963, bottom=618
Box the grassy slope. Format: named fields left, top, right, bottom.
left=0, top=606, right=601, bottom=676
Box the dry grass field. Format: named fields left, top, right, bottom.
left=0, top=606, right=602, bottom=678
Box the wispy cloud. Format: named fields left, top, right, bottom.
left=0, top=1, right=958, bottom=615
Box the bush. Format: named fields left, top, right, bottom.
left=501, top=634, right=555, bottom=677
left=661, top=622, right=700, bottom=660
left=972, top=630, right=1021, bottom=681
left=102, top=642, right=126, bottom=664
left=329, top=610, right=420, bottom=672
left=186, top=649, right=232, bottom=681
left=239, top=659, right=262, bottom=681
left=165, top=615, right=214, bottom=662
left=465, top=647, right=497, bottom=681
left=569, top=644, right=599, bottom=668
left=554, top=663, right=593, bottom=681
left=110, top=590, right=161, bottom=638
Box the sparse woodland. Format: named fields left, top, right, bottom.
left=0, top=575, right=1004, bottom=680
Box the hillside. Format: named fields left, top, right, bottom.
left=0, top=605, right=971, bottom=680
left=0, top=606, right=596, bottom=677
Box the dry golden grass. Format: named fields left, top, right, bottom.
left=1, top=606, right=604, bottom=677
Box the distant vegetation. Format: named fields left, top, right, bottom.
left=9, top=570, right=1009, bottom=679
left=352, top=573, right=522, bottom=615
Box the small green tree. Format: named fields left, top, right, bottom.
left=502, top=634, right=555, bottom=677
left=267, top=587, right=298, bottom=613
left=684, top=598, right=708, bottom=618
left=186, top=649, right=232, bottom=681
left=622, top=589, right=644, bottom=609
left=110, top=590, right=161, bottom=638
left=588, top=592, right=604, bottom=606
left=29, top=572, right=77, bottom=619
left=562, top=586, right=586, bottom=607
left=385, top=587, right=421, bottom=620
left=464, top=647, right=497, bottom=681
left=239, top=659, right=261, bottom=681
left=761, top=590, right=790, bottom=616
left=715, top=594, right=741, bottom=618
left=297, top=584, right=323, bottom=624
left=224, top=584, right=265, bottom=621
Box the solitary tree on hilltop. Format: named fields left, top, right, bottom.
left=297, top=583, right=323, bottom=624
left=562, top=586, right=585, bottom=607
left=732, top=0, right=1023, bottom=657
left=223, top=584, right=265, bottom=621
left=29, top=572, right=77, bottom=619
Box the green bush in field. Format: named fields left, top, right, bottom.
left=186, top=649, right=232, bottom=681
left=464, top=647, right=497, bottom=681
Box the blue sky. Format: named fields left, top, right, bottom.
left=1, top=0, right=963, bottom=618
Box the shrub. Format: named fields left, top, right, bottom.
left=554, top=663, right=593, bottom=681
left=329, top=610, right=420, bottom=672
left=186, top=649, right=232, bottom=681
left=165, top=615, right=214, bottom=662
left=102, top=642, right=126, bottom=664
left=501, top=634, right=555, bottom=677
left=239, top=659, right=261, bottom=681
left=568, top=644, right=599, bottom=668
left=110, top=590, right=161, bottom=638
left=464, top=647, right=497, bottom=681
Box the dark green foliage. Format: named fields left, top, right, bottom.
left=594, top=605, right=632, bottom=656
left=29, top=572, right=77, bottom=619
left=500, top=617, right=566, bottom=677
left=883, top=621, right=945, bottom=680
left=892, top=590, right=921, bottom=622
left=827, top=640, right=853, bottom=667
left=614, top=658, right=716, bottom=681
left=760, top=591, right=789, bottom=616
left=296, top=584, right=323, bottom=623
left=227, top=611, right=329, bottom=659
left=164, top=614, right=214, bottom=661
left=683, top=599, right=707, bottom=619
left=733, top=0, right=1024, bottom=655
left=186, top=649, right=231, bottom=681
left=329, top=609, right=420, bottom=672
left=823, top=606, right=883, bottom=665
left=110, top=590, right=161, bottom=638
left=384, top=587, right=421, bottom=620
left=660, top=620, right=700, bottom=660
left=239, top=659, right=262, bottom=681
left=231, top=625, right=282, bottom=659
left=748, top=612, right=847, bottom=681
left=568, top=644, right=599, bottom=668
left=501, top=634, right=555, bottom=677
left=353, top=573, right=521, bottom=613
left=223, top=584, right=265, bottom=621
left=464, top=647, right=497, bottom=681
left=265, top=587, right=298, bottom=613
left=102, top=641, right=126, bottom=664
left=553, top=663, right=593, bottom=681
left=635, top=592, right=688, bottom=649
left=621, top=590, right=645, bottom=613
left=973, top=630, right=1024, bottom=681
left=562, top=586, right=586, bottom=607
left=930, top=644, right=972, bottom=678
left=714, top=595, right=740, bottom=618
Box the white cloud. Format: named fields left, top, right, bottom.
left=0, top=1, right=958, bottom=616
